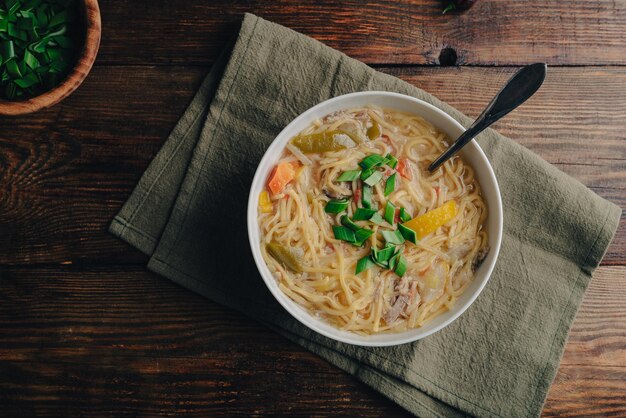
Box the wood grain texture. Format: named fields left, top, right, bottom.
left=0, top=265, right=623, bottom=417
left=0, top=66, right=623, bottom=266
left=92, top=0, right=626, bottom=66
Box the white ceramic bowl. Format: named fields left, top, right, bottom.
left=247, top=91, right=502, bottom=346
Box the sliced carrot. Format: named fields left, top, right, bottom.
left=397, top=158, right=413, bottom=180
left=268, top=161, right=298, bottom=195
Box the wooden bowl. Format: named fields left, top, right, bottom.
left=0, top=0, right=101, bottom=116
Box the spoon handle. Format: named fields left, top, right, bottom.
left=428, top=63, right=547, bottom=172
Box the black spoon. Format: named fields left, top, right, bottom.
left=428, top=63, right=547, bottom=172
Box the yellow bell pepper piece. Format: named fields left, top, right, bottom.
left=403, top=200, right=458, bottom=240
left=258, top=190, right=273, bottom=213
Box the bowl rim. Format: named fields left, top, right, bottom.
left=0, top=0, right=101, bottom=116
left=247, top=91, right=503, bottom=346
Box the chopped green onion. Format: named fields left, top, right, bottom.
left=388, top=250, right=401, bottom=271
left=399, top=207, right=412, bottom=223
left=362, top=169, right=383, bottom=187
left=337, top=169, right=361, bottom=181
left=5, top=59, right=22, bottom=78
left=353, top=207, right=377, bottom=221
left=384, top=201, right=396, bottom=224
left=384, top=173, right=396, bottom=196
left=370, top=212, right=384, bottom=225
left=354, top=228, right=374, bottom=246
left=398, top=223, right=418, bottom=244
left=395, top=255, right=408, bottom=277
left=385, top=154, right=398, bottom=169
left=333, top=225, right=356, bottom=243
left=374, top=246, right=395, bottom=263
left=340, top=215, right=360, bottom=231
left=0, top=0, right=79, bottom=100
left=355, top=256, right=375, bottom=274
left=325, top=199, right=349, bottom=214
left=362, top=185, right=373, bottom=209
left=359, top=154, right=386, bottom=170
left=23, top=49, right=38, bottom=70
left=382, top=229, right=405, bottom=245
left=0, top=41, right=15, bottom=61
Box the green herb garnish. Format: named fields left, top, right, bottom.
left=359, top=154, right=386, bottom=170
left=362, top=169, right=383, bottom=187
left=333, top=225, right=356, bottom=243
left=384, top=173, right=396, bottom=196
left=355, top=255, right=374, bottom=274
left=362, top=184, right=373, bottom=209
left=337, top=169, right=361, bottom=181
left=398, top=223, right=418, bottom=244
left=399, top=207, right=412, bottom=223
left=385, top=153, right=398, bottom=169
left=374, top=245, right=395, bottom=263
left=352, top=207, right=377, bottom=221
left=369, top=212, right=384, bottom=225
left=384, top=201, right=396, bottom=224
left=340, top=215, right=360, bottom=231
left=325, top=199, right=349, bottom=214
left=382, top=229, right=405, bottom=245
left=394, top=255, right=408, bottom=276
left=0, top=0, right=80, bottom=100
left=354, top=228, right=374, bottom=246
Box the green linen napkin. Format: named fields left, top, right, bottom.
left=109, top=14, right=621, bottom=417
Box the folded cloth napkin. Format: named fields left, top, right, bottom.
left=109, top=13, right=621, bottom=417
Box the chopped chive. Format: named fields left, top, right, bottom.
left=333, top=225, right=356, bottom=243
left=388, top=250, right=401, bottom=271
left=354, top=228, right=374, bottom=246
left=382, top=229, right=405, bottom=245
left=0, top=0, right=80, bottom=100
left=374, top=245, right=395, bottom=262
left=370, top=248, right=388, bottom=268
left=395, top=255, right=408, bottom=277
left=355, top=256, right=375, bottom=274
left=370, top=212, right=384, bottom=225
left=362, top=170, right=383, bottom=187
left=399, top=207, right=412, bottom=223
left=325, top=199, right=349, bottom=214
left=385, top=154, right=398, bottom=169
left=384, top=201, right=396, bottom=224
left=353, top=207, right=377, bottom=221
left=398, top=223, right=418, bottom=244
left=362, top=184, right=373, bottom=209
left=384, top=173, right=397, bottom=196
left=337, top=169, right=361, bottom=181
left=359, top=154, right=386, bottom=170
left=340, top=215, right=360, bottom=231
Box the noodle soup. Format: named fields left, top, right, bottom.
left=257, top=106, right=489, bottom=335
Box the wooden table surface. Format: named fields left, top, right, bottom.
left=1, top=1, right=625, bottom=416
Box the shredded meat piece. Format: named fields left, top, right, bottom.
left=322, top=110, right=345, bottom=123
left=322, top=187, right=347, bottom=200
left=384, top=295, right=409, bottom=324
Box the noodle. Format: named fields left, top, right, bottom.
left=259, top=106, right=489, bottom=334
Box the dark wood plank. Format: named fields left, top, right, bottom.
left=0, top=266, right=410, bottom=417
left=94, top=0, right=626, bottom=66
left=0, top=66, right=623, bottom=265
left=0, top=266, right=623, bottom=416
